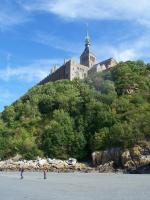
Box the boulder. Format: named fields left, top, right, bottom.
left=74, top=163, right=87, bottom=171
left=129, top=163, right=150, bottom=174
left=121, top=150, right=131, bottom=167
left=11, top=154, right=22, bottom=162
left=48, top=158, right=65, bottom=165
left=92, top=151, right=103, bottom=166
left=103, top=148, right=122, bottom=166
left=38, top=158, right=48, bottom=166
left=92, top=148, right=122, bottom=167
left=53, top=162, right=67, bottom=170
left=121, top=144, right=150, bottom=171
left=92, top=142, right=150, bottom=173
left=66, top=158, right=77, bottom=165
left=98, top=161, right=115, bottom=173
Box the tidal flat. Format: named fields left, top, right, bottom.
left=0, top=172, right=149, bottom=200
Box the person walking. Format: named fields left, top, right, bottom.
left=20, top=167, right=24, bottom=179
left=43, top=167, right=47, bottom=179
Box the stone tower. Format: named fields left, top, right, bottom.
left=80, top=31, right=96, bottom=68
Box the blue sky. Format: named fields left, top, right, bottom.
left=0, top=0, right=150, bottom=111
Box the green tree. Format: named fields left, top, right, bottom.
left=41, top=110, right=86, bottom=159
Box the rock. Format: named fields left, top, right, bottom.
left=121, top=150, right=131, bottom=167
left=92, top=151, right=103, bottom=166
left=66, top=158, right=77, bottom=165
left=129, top=163, right=150, bottom=174
left=97, top=161, right=115, bottom=173
left=92, top=148, right=122, bottom=167
left=103, top=148, right=122, bottom=166
left=12, top=154, right=22, bottom=162
left=38, top=158, right=48, bottom=166
left=121, top=143, right=150, bottom=172
left=47, top=158, right=67, bottom=166
left=53, top=162, right=67, bottom=170
left=92, top=142, right=150, bottom=173
left=130, top=146, right=142, bottom=160
left=74, top=163, right=87, bottom=171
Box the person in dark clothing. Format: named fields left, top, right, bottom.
left=43, top=168, right=47, bottom=179
left=20, top=167, right=24, bottom=179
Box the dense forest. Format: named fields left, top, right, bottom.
left=0, top=61, right=150, bottom=160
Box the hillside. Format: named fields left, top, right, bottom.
left=0, top=61, right=150, bottom=160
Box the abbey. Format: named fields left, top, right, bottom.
left=39, top=32, right=117, bottom=84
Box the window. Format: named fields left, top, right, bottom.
left=90, top=56, right=95, bottom=62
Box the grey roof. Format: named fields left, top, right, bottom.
left=80, top=46, right=96, bottom=57
left=98, top=58, right=115, bottom=65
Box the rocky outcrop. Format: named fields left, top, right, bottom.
left=0, top=157, right=91, bottom=173
left=122, top=143, right=150, bottom=172
left=129, top=163, right=150, bottom=174
left=1, top=142, right=150, bottom=173
left=92, top=142, right=150, bottom=173
left=97, top=161, right=116, bottom=173
left=92, top=148, right=122, bottom=167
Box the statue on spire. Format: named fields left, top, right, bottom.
left=85, top=23, right=90, bottom=47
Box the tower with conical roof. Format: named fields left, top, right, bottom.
left=80, top=30, right=96, bottom=68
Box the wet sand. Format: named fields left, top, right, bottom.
left=0, top=172, right=149, bottom=200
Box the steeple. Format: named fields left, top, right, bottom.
left=80, top=28, right=96, bottom=68
left=85, top=30, right=90, bottom=48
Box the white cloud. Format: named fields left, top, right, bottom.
left=0, top=13, right=25, bottom=31
left=0, top=0, right=29, bottom=30
left=22, top=0, right=150, bottom=25
left=108, top=47, right=136, bottom=62
left=93, top=31, right=150, bottom=62
left=112, top=49, right=137, bottom=62
left=1, top=0, right=150, bottom=29
left=0, top=59, right=62, bottom=82
left=93, top=44, right=136, bottom=62
left=34, top=31, right=82, bottom=54
left=0, top=58, right=63, bottom=111
left=0, top=0, right=150, bottom=63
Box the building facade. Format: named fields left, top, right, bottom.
left=88, top=58, right=118, bottom=75
left=39, top=32, right=117, bottom=85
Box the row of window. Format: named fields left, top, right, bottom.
left=72, top=66, right=86, bottom=72
left=71, top=72, right=87, bottom=79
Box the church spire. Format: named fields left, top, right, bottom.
left=80, top=27, right=96, bottom=68
left=85, top=25, right=90, bottom=47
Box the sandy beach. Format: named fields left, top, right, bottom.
left=0, top=172, right=150, bottom=200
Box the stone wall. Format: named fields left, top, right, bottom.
left=88, top=58, right=118, bottom=75
left=39, top=59, right=89, bottom=84
left=39, top=58, right=117, bottom=85
left=69, top=59, right=88, bottom=80
left=39, top=61, right=71, bottom=84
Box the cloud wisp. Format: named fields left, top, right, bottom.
left=0, top=0, right=150, bottom=62
left=1, top=0, right=150, bottom=29
left=0, top=59, right=62, bottom=82
left=93, top=30, right=150, bottom=62
left=0, top=0, right=29, bottom=31
left=34, top=31, right=82, bottom=54
left=22, top=0, right=150, bottom=26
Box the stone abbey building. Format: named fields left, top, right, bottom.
left=39, top=32, right=117, bottom=84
